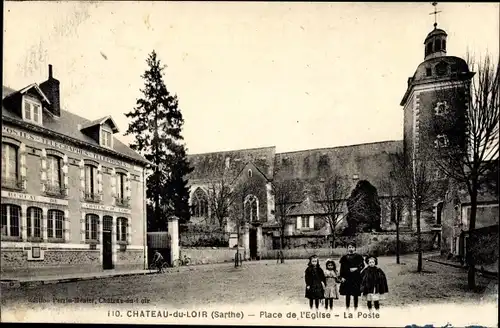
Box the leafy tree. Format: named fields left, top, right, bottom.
left=125, top=50, right=193, bottom=230
left=346, top=180, right=382, bottom=233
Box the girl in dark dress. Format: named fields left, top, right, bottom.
left=360, top=256, right=389, bottom=311
left=339, top=242, right=365, bottom=311
left=304, top=255, right=326, bottom=309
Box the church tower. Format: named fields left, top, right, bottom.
left=400, top=6, right=474, bottom=175
left=400, top=4, right=475, bottom=230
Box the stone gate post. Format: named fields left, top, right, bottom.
left=168, top=216, right=180, bottom=266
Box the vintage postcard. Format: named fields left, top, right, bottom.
left=1, top=1, right=498, bottom=327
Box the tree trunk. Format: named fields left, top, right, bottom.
left=331, top=228, right=336, bottom=250
left=235, top=220, right=240, bottom=268
left=280, top=230, right=285, bottom=264
left=416, top=208, right=422, bottom=272
left=467, top=186, right=478, bottom=289
left=396, top=221, right=400, bottom=264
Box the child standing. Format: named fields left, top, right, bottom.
left=323, top=259, right=340, bottom=310
left=339, top=242, right=365, bottom=311
left=360, top=256, right=389, bottom=311
left=304, top=255, right=325, bottom=310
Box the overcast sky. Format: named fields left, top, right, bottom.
left=3, top=2, right=499, bottom=155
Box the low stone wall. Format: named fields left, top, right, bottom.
left=115, top=249, right=145, bottom=271
left=260, top=247, right=369, bottom=260
left=181, top=247, right=235, bottom=265
left=1, top=248, right=101, bottom=277
left=1, top=248, right=145, bottom=278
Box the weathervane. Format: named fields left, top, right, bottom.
left=429, top=2, right=441, bottom=29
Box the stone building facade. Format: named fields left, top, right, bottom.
left=1, top=65, right=149, bottom=277
left=186, top=23, right=484, bottom=257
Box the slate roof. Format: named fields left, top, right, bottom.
left=80, top=116, right=119, bottom=133
left=274, top=140, right=404, bottom=201
left=288, top=195, right=325, bottom=216
left=187, top=146, right=276, bottom=183
left=2, top=85, right=148, bottom=165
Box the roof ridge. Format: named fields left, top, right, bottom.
left=276, top=140, right=403, bottom=155
left=188, top=145, right=276, bottom=156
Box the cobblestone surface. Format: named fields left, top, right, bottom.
left=1, top=255, right=495, bottom=308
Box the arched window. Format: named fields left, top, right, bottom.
left=244, top=195, right=258, bottom=222
left=248, top=169, right=253, bottom=177
left=46, top=155, right=63, bottom=195
left=442, top=39, right=446, bottom=51
left=85, top=214, right=99, bottom=241
left=1, top=204, right=20, bottom=238
left=434, top=39, right=441, bottom=51
left=192, top=188, right=209, bottom=217
left=390, top=199, right=403, bottom=223
left=47, top=209, right=64, bottom=239
left=117, top=217, right=128, bottom=242
left=27, top=207, right=42, bottom=238
left=1, top=143, right=19, bottom=188
left=425, top=42, right=432, bottom=56
left=436, top=202, right=444, bottom=225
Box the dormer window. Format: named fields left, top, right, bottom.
left=23, top=97, right=42, bottom=125
left=100, top=129, right=113, bottom=149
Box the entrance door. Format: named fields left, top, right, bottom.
left=249, top=228, right=257, bottom=260
left=102, top=216, right=113, bottom=270
left=103, top=231, right=113, bottom=270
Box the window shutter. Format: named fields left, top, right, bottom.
left=79, top=160, right=85, bottom=199
left=111, top=168, right=116, bottom=205
left=97, top=164, right=103, bottom=201
left=19, top=143, right=27, bottom=189
left=62, top=155, right=69, bottom=195
left=125, top=172, right=131, bottom=200
left=40, top=149, right=47, bottom=192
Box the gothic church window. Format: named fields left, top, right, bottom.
left=244, top=195, right=258, bottom=222
left=192, top=188, right=209, bottom=217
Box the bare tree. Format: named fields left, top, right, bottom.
left=380, top=172, right=406, bottom=264
left=313, top=174, right=350, bottom=250
left=433, top=55, right=499, bottom=288
left=392, top=150, right=440, bottom=272
left=207, top=174, right=236, bottom=229
left=272, top=179, right=301, bottom=263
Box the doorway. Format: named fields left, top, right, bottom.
left=249, top=228, right=257, bottom=260
left=102, top=216, right=113, bottom=270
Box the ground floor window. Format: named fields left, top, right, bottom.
left=27, top=207, right=42, bottom=238
left=85, top=213, right=99, bottom=241
left=1, top=204, right=21, bottom=238
left=117, top=217, right=128, bottom=242
left=48, top=209, right=64, bottom=239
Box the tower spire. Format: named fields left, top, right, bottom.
left=429, top=2, right=442, bottom=29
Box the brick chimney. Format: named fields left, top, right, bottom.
left=40, top=64, right=61, bottom=117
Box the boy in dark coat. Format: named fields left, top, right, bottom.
left=360, top=256, right=389, bottom=311
left=339, top=242, right=365, bottom=310
left=304, top=255, right=326, bottom=309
